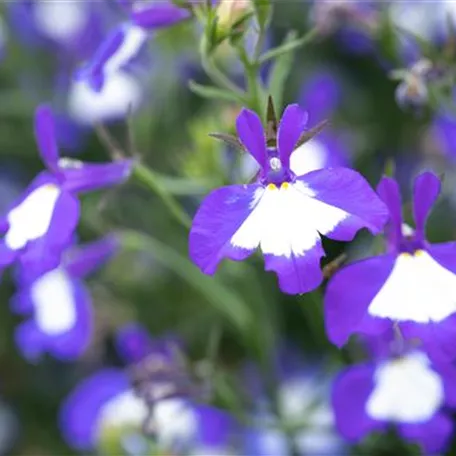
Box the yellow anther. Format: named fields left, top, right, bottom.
left=267, top=183, right=277, bottom=191
left=414, top=249, right=425, bottom=257
left=400, top=252, right=412, bottom=258
left=281, top=182, right=290, bottom=190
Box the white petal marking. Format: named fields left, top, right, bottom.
left=368, top=250, right=456, bottom=323
left=31, top=268, right=77, bottom=335
left=153, top=399, right=198, bottom=448
left=230, top=182, right=350, bottom=257
left=68, top=72, right=142, bottom=124
left=366, top=352, right=444, bottom=423
left=5, top=184, right=60, bottom=250
left=98, top=389, right=148, bottom=432
left=289, top=139, right=328, bottom=176
left=34, top=0, right=88, bottom=42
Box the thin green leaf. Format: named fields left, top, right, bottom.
left=295, top=119, right=329, bottom=148
left=189, top=80, right=244, bottom=103
left=209, top=133, right=246, bottom=152
left=259, top=27, right=319, bottom=65
left=252, top=0, right=272, bottom=30
left=120, top=230, right=253, bottom=332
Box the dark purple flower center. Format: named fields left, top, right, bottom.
left=260, top=147, right=295, bottom=186
left=398, top=233, right=425, bottom=254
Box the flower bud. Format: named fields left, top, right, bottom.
left=215, top=0, right=252, bottom=39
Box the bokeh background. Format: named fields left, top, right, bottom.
left=1, top=1, right=456, bottom=455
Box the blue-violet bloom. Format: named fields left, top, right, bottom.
left=60, top=324, right=235, bottom=454
left=11, top=236, right=118, bottom=362
left=0, top=105, right=132, bottom=270
left=325, top=172, right=456, bottom=361
left=189, top=105, right=388, bottom=294
left=332, top=333, right=456, bottom=454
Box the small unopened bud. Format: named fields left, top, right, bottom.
left=394, top=59, right=433, bottom=110
left=216, top=0, right=252, bottom=38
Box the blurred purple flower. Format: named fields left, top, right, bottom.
left=325, top=172, right=456, bottom=362
left=333, top=332, right=456, bottom=454
left=243, top=346, right=346, bottom=456
left=11, top=236, right=118, bottom=362
left=7, top=0, right=107, bottom=60
left=189, top=105, right=387, bottom=294
left=60, top=324, right=236, bottom=454
left=0, top=105, right=132, bottom=271
left=130, top=1, right=193, bottom=30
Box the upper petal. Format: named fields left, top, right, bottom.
left=298, top=168, right=389, bottom=240
left=189, top=184, right=262, bottom=274
left=377, top=176, right=403, bottom=250
left=236, top=109, right=267, bottom=169
left=34, top=104, right=60, bottom=170
left=277, top=104, right=308, bottom=169
left=412, top=171, right=441, bottom=239
left=60, top=159, right=133, bottom=194
left=324, top=254, right=396, bottom=347
left=65, top=235, right=119, bottom=279
left=115, top=323, right=155, bottom=364
left=131, top=3, right=192, bottom=29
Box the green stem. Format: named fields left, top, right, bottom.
left=200, top=39, right=245, bottom=96
left=132, top=163, right=192, bottom=229
left=259, top=27, right=320, bottom=65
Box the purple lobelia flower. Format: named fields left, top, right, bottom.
left=189, top=105, right=388, bottom=294
left=7, top=0, right=106, bottom=60
left=11, top=236, right=118, bottom=362
left=60, top=324, right=235, bottom=454
left=243, top=346, right=346, bottom=456
left=332, top=332, right=456, bottom=454
left=325, top=172, right=456, bottom=361
left=0, top=105, right=132, bottom=270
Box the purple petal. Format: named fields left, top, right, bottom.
left=131, top=3, right=191, bottom=29
left=397, top=413, right=453, bottom=454
left=298, top=71, right=341, bottom=123
left=324, top=254, right=396, bottom=347
left=377, top=176, right=403, bottom=251
left=264, top=243, right=325, bottom=295
left=435, top=361, right=456, bottom=408
left=61, top=159, right=133, bottom=194
left=65, top=236, right=119, bottom=278
left=115, top=323, right=155, bottom=364
left=195, top=405, right=235, bottom=448
left=277, top=104, right=308, bottom=169
left=189, top=184, right=262, bottom=274
left=236, top=109, right=267, bottom=169
left=427, top=241, right=456, bottom=274
left=34, top=104, right=60, bottom=170
left=413, top=171, right=441, bottom=240
left=401, top=316, right=456, bottom=364
left=298, top=168, right=389, bottom=240
left=59, top=369, right=129, bottom=451
left=332, top=363, right=383, bottom=441
left=76, top=25, right=125, bottom=91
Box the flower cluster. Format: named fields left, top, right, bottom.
left=1, top=106, right=131, bottom=360
left=6, top=1, right=456, bottom=455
